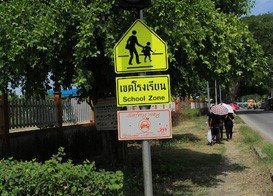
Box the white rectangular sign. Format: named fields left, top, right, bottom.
left=117, top=109, right=172, bottom=140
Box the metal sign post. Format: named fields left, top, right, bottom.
left=142, top=138, right=153, bottom=195
left=139, top=9, right=153, bottom=196
left=114, top=7, right=171, bottom=195
left=140, top=73, right=153, bottom=196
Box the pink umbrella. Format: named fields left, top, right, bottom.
left=210, top=104, right=228, bottom=116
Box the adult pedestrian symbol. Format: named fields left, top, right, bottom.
left=114, top=19, right=168, bottom=74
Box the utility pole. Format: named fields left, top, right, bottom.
left=219, top=84, right=222, bottom=103
left=207, top=81, right=211, bottom=109
left=215, top=80, right=218, bottom=104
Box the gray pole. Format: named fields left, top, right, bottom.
left=207, top=81, right=211, bottom=109
left=139, top=9, right=153, bottom=196
left=215, top=80, right=218, bottom=105
left=142, top=139, right=153, bottom=196
left=219, top=84, right=222, bottom=103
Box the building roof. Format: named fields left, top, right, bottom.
left=47, top=88, right=79, bottom=97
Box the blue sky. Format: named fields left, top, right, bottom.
left=251, top=0, right=273, bottom=15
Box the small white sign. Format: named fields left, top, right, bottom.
left=117, top=109, right=172, bottom=140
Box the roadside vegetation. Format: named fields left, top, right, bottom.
left=240, top=124, right=273, bottom=166
left=0, top=148, right=123, bottom=195
left=124, top=112, right=223, bottom=194
left=123, top=111, right=273, bottom=195
left=1, top=110, right=273, bottom=195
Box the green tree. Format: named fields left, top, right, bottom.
left=0, top=0, right=79, bottom=96
left=0, top=0, right=267, bottom=101
left=242, top=14, right=273, bottom=72
left=238, top=14, right=273, bottom=97
left=0, top=0, right=116, bottom=98
left=145, top=0, right=267, bottom=99
left=212, top=0, right=255, bottom=16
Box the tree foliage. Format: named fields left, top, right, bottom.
left=236, top=13, right=273, bottom=97
left=145, top=0, right=267, bottom=98
left=242, top=14, right=273, bottom=71
left=212, top=0, right=255, bottom=16
left=0, top=0, right=268, bottom=100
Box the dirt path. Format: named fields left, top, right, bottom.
left=209, top=135, right=272, bottom=195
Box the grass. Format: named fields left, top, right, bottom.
left=234, top=114, right=244, bottom=124
left=239, top=125, right=263, bottom=144
left=123, top=115, right=226, bottom=195
left=121, top=112, right=273, bottom=195
left=262, top=143, right=273, bottom=162
left=182, top=108, right=201, bottom=118
left=238, top=121, right=273, bottom=165
left=122, top=113, right=273, bottom=195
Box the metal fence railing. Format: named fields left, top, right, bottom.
left=8, top=98, right=91, bottom=131
left=62, top=99, right=91, bottom=124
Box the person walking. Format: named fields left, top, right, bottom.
left=126, top=30, right=143, bottom=65
left=219, top=119, right=224, bottom=140
left=224, top=113, right=234, bottom=140
left=208, top=113, right=222, bottom=144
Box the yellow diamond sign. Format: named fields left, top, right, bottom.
left=114, top=19, right=168, bottom=74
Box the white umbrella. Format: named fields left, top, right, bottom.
left=221, top=103, right=234, bottom=113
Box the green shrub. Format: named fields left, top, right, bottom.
left=0, top=148, right=123, bottom=195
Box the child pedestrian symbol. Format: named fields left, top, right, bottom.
left=142, top=42, right=153, bottom=62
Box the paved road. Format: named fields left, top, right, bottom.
left=237, top=109, right=273, bottom=142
